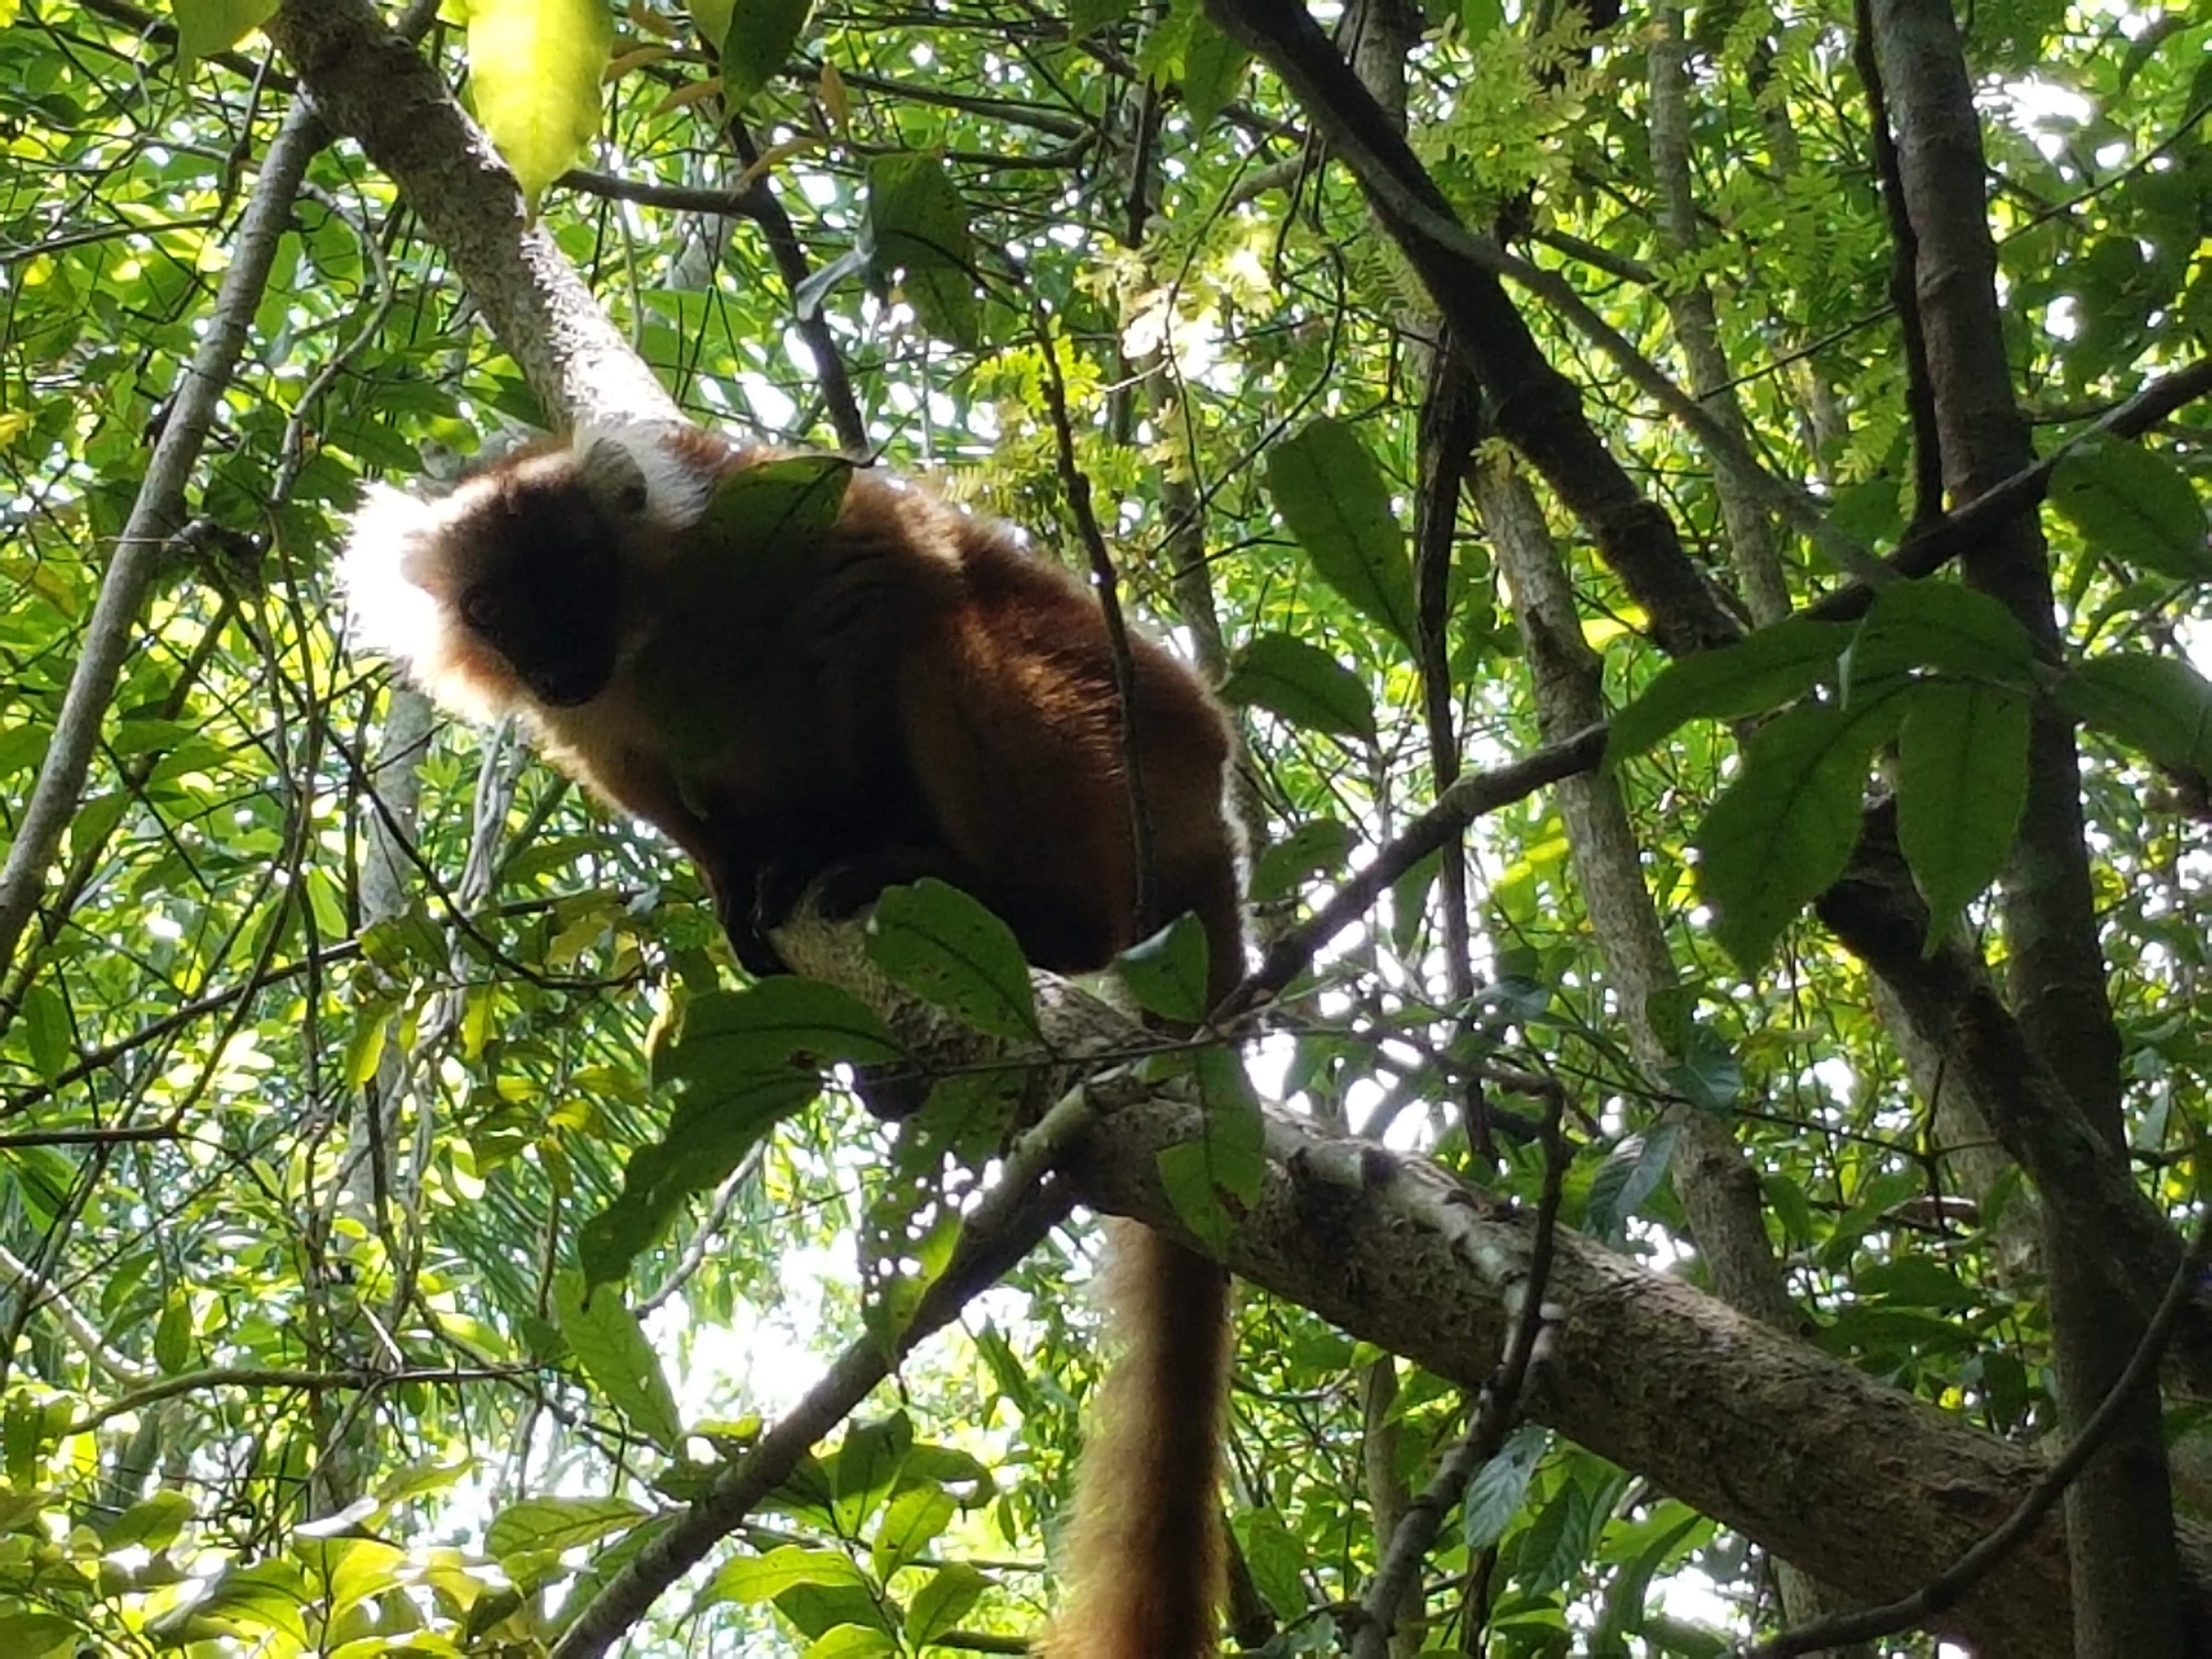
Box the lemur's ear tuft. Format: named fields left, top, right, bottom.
left=575, top=422, right=714, bottom=529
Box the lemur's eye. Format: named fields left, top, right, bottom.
left=459, top=588, right=503, bottom=634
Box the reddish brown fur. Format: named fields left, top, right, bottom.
left=351, top=424, right=1243, bottom=1658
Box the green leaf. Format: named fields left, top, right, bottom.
left=1461, top=0, right=1505, bottom=36
left=1218, top=632, right=1376, bottom=738
left=485, top=1495, right=647, bottom=1566
left=0, top=1612, right=76, bottom=1658
left=830, top=1413, right=912, bottom=1534
left=866, top=879, right=1040, bottom=1040
left=689, top=0, right=734, bottom=45
left=691, top=452, right=855, bottom=578
left=467, top=0, right=611, bottom=209
left=1464, top=1422, right=1547, bottom=1551
left=1607, top=616, right=1854, bottom=767
left=723, top=0, right=813, bottom=110
left=1156, top=1048, right=1265, bottom=1251
left=153, top=1295, right=192, bottom=1374
left=552, top=1272, right=686, bottom=1452
left=863, top=153, right=981, bottom=351
left=1659, top=1026, right=1739, bottom=1113
left=102, top=1489, right=194, bottom=1551
left=1894, top=679, right=2031, bottom=950
left=579, top=1065, right=816, bottom=1287
left=653, top=980, right=902, bottom=1088
left=1263, top=420, right=1419, bottom=651
left=1585, top=1124, right=1680, bottom=1245
left=806, top=1627, right=899, bottom=1658
left=1249, top=818, right=1357, bottom=903
left=1180, top=18, right=1250, bottom=128
left=18, top=982, right=67, bottom=1083
left=2056, top=652, right=2212, bottom=774
left=703, top=1544, right=869, bottom=1608
left=1235, top=1506, right=1307, bottom=1618
left=1068, top=0, right=1134, bottom=37
left=1844, top=578, right=2037, bottom=690
left=1694, top=694, right=1903, bottom=972
left=905, top=1562, right=989, bottom=1644
left=872, top=1484, right=955, bottom=1577
left=1116, top=912, right=1211, bottom=1024
left=2047, top=435, right=2211, bottom=581
left=172, top=0, right=276, bottom=62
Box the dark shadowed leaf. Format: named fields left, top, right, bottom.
left=1264, top=419, right=1419, bottom=650
left=1220, top=632, right=1377, bottom=738
left=1585, top=1124, right=1680, bottom=1245
left=1464, top=1423, right=1548, bottom=1551
left=2047, top=435, right=2211, bottom=582
left=866, top=879, right=1040, bottom=1041
left=1117, top=912, right=1211, bottom=1023
left=1607, top=616, right=1854, bottom=768
left=722, top=0, right=813, bottom=109
left=1895, top=679, right=2031, bottom=951
left=1844, top=578, right=2037, bottom=690
left=1694, top=694, right=1904, bottom=972
left=2056, top=652, right=2212, bottom=773
left=862, top=153, right=980, bottom=350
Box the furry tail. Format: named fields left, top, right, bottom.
left=1040, top=1220, right=1232, bottom=1659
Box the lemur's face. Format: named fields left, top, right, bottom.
left=448, top=451, right=630, bottom=708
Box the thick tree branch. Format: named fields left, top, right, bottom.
left=1062, top=1091, right=2212, bottom=1657
left=265, top=0, right=677, bottom=429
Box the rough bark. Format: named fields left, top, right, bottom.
left=265, top=0, right=677, bottom=431
left=1867, top=0, right=2180, bottom=1644
left=1062, top=1083, right=2212, bottom=1658
left=1647, top=4, right=1791, bottom=625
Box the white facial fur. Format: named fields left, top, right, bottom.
left=574, top=420, right=716, bottom=533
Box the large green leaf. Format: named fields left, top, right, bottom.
left=2047, top=436, right=2211, bottom=582
left=1607, top=616, right=1854, bottom=767
left=552, top=1272, right=686, bottom=1453
left=485, top=1496, right=647, bottom=1568
left=1844, top=578, right=2037, bottom=690
left=722, top=0, right=813, bottom=109
left=862, top=154, right=981, bottom=351
left=866, top=879, right=1040, bottom=1041
left=1694, top=693, right=1905, bottom=972
left=1894, top=679, right=2031, bottom=951
left=1263, top=420, right=1419, bottom=651
left=2056, top=651, right=2212, bottom=773
left=1219, top=631, right=1377, bottom=738
left=171, top=0, right=276, bottom=63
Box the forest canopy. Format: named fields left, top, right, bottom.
left=0, top=0, right=2208, bottom=1654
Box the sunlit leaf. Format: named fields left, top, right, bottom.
left=467, top=0, right=611, bottom=208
